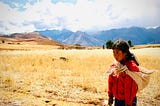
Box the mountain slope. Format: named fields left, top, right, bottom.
left=36, top=30, right=104, bottom=46
left=62, top=31, right=104, bottom=46
left=36, top=29, right=73, bottom=42
left=94, top=27, right=160, bottom=45
left=0, top=32, right=63, bottom=46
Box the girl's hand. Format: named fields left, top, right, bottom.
left=108, top=96, right=113, bottom=105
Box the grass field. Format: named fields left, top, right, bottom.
left=0, top=44, right=160, bottom=106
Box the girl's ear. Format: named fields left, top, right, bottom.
left=123, top=52, right=127, bottom=58
left=125, top=52, right=127, bottom=56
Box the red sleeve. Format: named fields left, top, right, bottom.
left=125, top=60, right=139, bottom=72
left=108, top=63, right=116, bottom=97
left=108, top=73, right=113, bottom=97
left=125, top=75, right=138, bottom=105
left=124, top=60, right=139, bottom=105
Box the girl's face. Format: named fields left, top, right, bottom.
left=113, top=49, right=127, bottom=62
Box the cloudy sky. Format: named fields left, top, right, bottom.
left=0, top=0, right=159, bottom=34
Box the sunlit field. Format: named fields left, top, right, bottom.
left=0, top=45, right=160, bottom=106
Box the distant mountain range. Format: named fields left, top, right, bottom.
left=94, top=26, right=160, bottom=45
left=36, top=26, right=160, bottom=46
left=1, top=26, right=160, bottom=46
left=36, top=29, right=104, bottom=46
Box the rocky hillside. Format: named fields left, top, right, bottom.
left=0, top=32, right=63, bottom=46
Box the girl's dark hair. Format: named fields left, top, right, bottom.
left=112, top=40, right=139, bottom=66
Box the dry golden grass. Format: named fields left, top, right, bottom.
left=132, top=44, right=160, bottom=49
left=0, top=44, right=60, bottom=50
left=0, top=46, right=160, bottom=106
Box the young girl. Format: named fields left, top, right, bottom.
left=108, top=40, right=139, bottom=106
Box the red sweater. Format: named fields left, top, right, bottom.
left=108, top=60, right=139, bottom=105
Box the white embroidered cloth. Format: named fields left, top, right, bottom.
left=108, top=61, right=154, bottom=91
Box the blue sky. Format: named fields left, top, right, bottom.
left=0, top=0, right=160, bottom=34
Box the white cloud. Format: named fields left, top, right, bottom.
left=0, top=0, right=159, bottom=34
